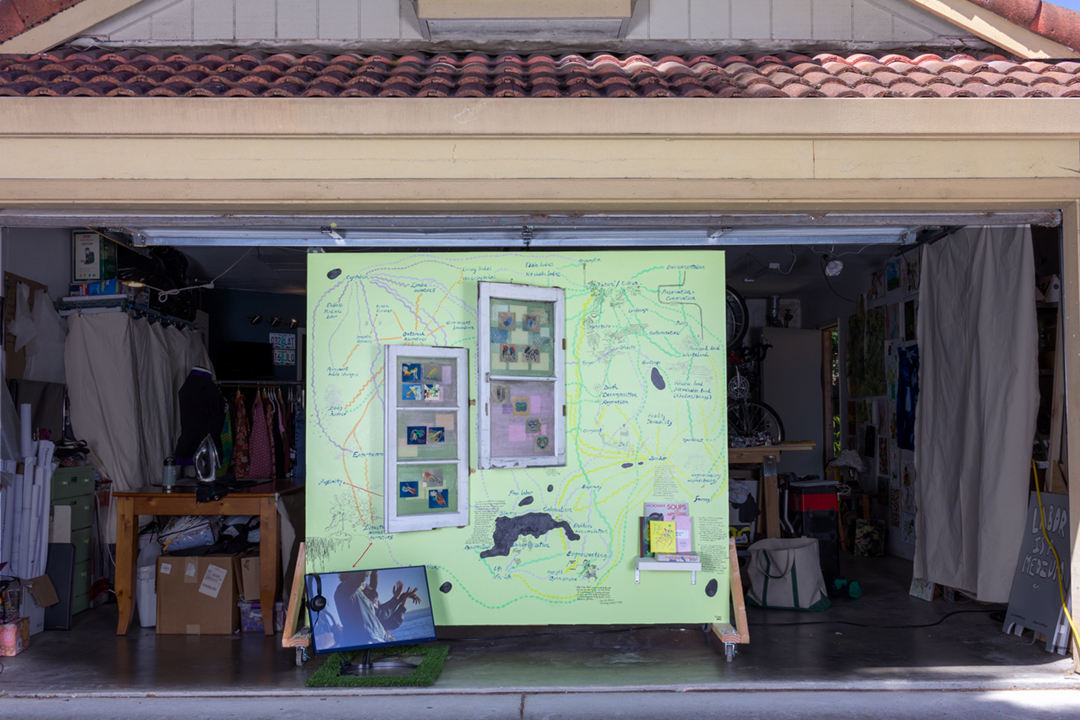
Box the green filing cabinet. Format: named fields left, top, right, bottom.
left=51, top=466, right=96, bottom=615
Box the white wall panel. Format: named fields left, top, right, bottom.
left=813, top=0, right=852, bottom=41
left=690, top=0, right=728, bottom=40
left=650, top=0, right=690, bottom=40
left=854, top=0, right=894, bottom=42
left=235, top=0, right=275, bottom=40
left=398, top=0, right=423, bottom=39
left=361, top=0, right=401, bottom=38
left=77, top=0, right=978, bottom=45
left=194, top=0, right=233, bottom=41
left=107, top=15, right=152, bottom=41
left=773, top=0, right=812, bottom=39
left=278, top=0, right=317, bottom=38
left=731, top=1, right=770, bottom=40
left=152, top=0, right=193, bottom=41
left=319, top=0, right=359, bottom=39
left=626, top=0, right=650, bottom=39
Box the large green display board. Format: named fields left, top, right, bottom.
left=307, top=252, right=729, bottom=625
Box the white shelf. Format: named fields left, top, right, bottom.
left=635, top=557, right=702, bottom=585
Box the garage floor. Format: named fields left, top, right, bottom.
left=1, top=553, right=1075, bottom=701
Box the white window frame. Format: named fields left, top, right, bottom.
left=383, top=344, right=470, bottom=533
left=478, top=282, right=565, bottom=469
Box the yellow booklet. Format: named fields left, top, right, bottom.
left=649, top=520, right=677, bottom=554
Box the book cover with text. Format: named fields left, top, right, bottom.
left=650, top=521, right=677, bottom=554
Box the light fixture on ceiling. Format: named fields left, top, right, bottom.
left=268, top=316, right=282, bottom=327
left=823, top=257, right=844, bottom=277
left=249, top=314, right=264, bottom=325
left=288, top=318, right=300, bottom=329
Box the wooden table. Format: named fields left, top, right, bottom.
left=729, top=442, right=816, bottom=539
left=114, top=478, right=304, bottom=636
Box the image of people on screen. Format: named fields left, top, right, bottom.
left=309, top=567, right=436, bottom=653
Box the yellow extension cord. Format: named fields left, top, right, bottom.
left=1031, top=459, right=1080, bottom=653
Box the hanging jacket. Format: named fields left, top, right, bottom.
left=264, top=391, right=277, bottom=479
left=247, top=392, right=274, bottom=480
left=231, top=391, right=250, bottom=478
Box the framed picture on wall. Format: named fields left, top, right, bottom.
left=477, top=282, right=566, bottom=469
left=383, top=345, right=470, bottom=532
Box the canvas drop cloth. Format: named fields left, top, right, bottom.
left=64, top=313, right=212, bottom=542
left=913, top=226, right=1038, bottom=602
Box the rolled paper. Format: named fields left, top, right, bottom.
left=20, top=403, right=32, bottom=459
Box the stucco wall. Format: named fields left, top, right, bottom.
left=78, top=0, right=968, bottom=47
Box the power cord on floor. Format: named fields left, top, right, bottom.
left=749, top=607, right=1001, bottom=630
left=1032, top=458, right=1080, bottom=651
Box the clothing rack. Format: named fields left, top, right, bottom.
left=54, top=296, right=199, bottom=330
left=217, top=381, right=304, bottom=387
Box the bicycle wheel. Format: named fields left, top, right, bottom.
left=726, top=287, right=748, bottom=349
left=728, top=400, right=785, bottom=444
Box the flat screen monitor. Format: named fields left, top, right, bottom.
left=305, top=566, right=437, bottom=655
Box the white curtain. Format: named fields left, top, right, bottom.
left=913, top=226, right=1038, bottom=602
left=64, top=313, right=212, bottom=541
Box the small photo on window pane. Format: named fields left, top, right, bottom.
left=423, top=384, right=441, bottom=402
left=402, top=384, right=422, bottom=402
left=399, top=481, right=419, bottom=498
left=423, top=364, right=442, bottom=383
left=421, top=467, right=444, bottom=488
left=497, top=312, right=515, bottom=330
left=406, top=426, right=427, bottom=445
left=513, top=398, right=530, bottom=416
left=429, top=489, right=449, bottom=508
left=501, top=344, right=517, bottom=362
left=401, top=363, right=422, bottom=382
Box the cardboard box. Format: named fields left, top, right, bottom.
left=239, top=552, right=260, bottom=602
left=0, top=617, right=30, bottom=656
left=238, top=551, right=281, bottom=602
left=17, top=581, right=45, bottom=636
left=156, top=554, right=242, bottom=635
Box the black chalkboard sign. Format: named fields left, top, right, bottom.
left=1003, top=491, right=1071, bottom=653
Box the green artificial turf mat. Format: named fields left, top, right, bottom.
left=305, top=645, right=448, bottom=687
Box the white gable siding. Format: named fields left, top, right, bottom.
left=80, top=0, right=971, bottom=47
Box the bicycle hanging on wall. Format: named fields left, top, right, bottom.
left=726, top=288, right=785, bottom=447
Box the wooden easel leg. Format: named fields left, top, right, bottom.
left=710, top=539, right=749, bottom=662
left=281, top=541, right=311, bottom=663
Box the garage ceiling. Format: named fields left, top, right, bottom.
left=178, top=241, right=900, bottom=301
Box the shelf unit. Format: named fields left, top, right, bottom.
left=634, top=556, right=701, bottom=585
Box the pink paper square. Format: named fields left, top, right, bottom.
left=530, top=396, right=542, bottom=413
left=508, top=424, right=527, bottom=442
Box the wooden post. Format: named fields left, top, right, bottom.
left=114, top=496, right=138, bottom=635
left=1049, top=303, right=1068, bottom=494
left=1062, top=202, right=1080, bottom=670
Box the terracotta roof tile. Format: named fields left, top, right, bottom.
left=1, top=48, right=1079, bottom=99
